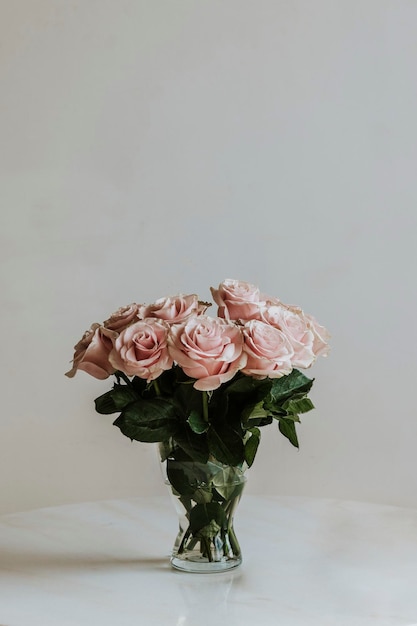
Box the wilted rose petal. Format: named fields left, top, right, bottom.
left=103, top=304, right=141, bottom=332
left=66, top=325, right=117, bottom=380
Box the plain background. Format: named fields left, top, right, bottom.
left=1, top=0, right=416, bottom=515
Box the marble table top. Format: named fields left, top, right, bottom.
left=1, top=495, right=417, bottom=626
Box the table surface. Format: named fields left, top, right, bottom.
left=1, top=495, right=417, bottom=626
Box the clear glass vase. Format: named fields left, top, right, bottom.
left=159, top=442, right=247, bottom=573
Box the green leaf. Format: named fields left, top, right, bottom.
left=189, top=502, right=227, bottom=536
left=173, top=381, right=205, bottom=421
left=207, top=424, right=245, bottom=466
left=130, top=376, right=148, bottom=394
left=192, top=486, right=213, bottom=504
left=206, top=387, right=230, bottom=423
left=148, top=368, right=176, bottom=396
left=113, top=398, right=179, bottom=442
left=174, top=427, right=210, bottom=463
left=166, top=461, right=197, bottom=496
left=94, top=385, right=138, bottom=414
left=269, top=370, right=314, bottom=403
left=212, top=466, right=246, bottom=500
left=283, top=397, right=315, bottom=415
left=159, top=440, right=174, bottom=462
left=187, top=410, right=208, bottom=434
left=279, top=413, right=300, bottom=423
left=244, top=428, right=261, bottom=467
left=226, top=375, right=272, bottom=398
left=278, top=418, right=299, bottom=448
left=246, top=416, right=274, bottom=430
left=166, top=459, right=212, bottom=497
left=241, top=401, right=270, bottom=424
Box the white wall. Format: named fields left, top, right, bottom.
left=1, top=0, right=416, bottom=514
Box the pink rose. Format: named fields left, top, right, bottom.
left=109, top=319, right=173, bottom=381
left=103, top=304, right=141, bottom=332
left=241, top=319, right=294, bottom=379
left=261, top=304, right=316, bottom=369
left=140, top=294, right=208, bottom=324
left=65, top=324, right=117, bottom=380
left=304, top=314, right=331, bottom=357
left=168, top=316, right=247, bottom=391
left=210, top=279, right=264, bottom=321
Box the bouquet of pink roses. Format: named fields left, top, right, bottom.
left=66, top=279, right=329, bottom=466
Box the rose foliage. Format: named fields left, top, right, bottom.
left=66, top=279, right=330, bottom=468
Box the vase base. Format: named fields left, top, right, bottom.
left=170, top=555, right=242, bottom=573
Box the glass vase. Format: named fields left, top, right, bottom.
left=159, top=442, right=247, bottom=573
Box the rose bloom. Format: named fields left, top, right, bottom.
left=103, top=303, right=141, bottom=332
left=109, top=318, right=173, bottom=381
left=65, top=324, right=118, bottom=380
left=260, top=304, right=316, bottom=369
left=210, top=278, right=264, bottom=321
left=168, top=316, right=247, bottom=391
left=241, top=319, right=294, bottom=379
left=140, top=294, right=208, bottom=325
left=304, top=313, right=331, bottom=357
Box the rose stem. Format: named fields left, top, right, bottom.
left=202, top=391, right=209, bottom=422
left=116, top=371, right=133, bottom=387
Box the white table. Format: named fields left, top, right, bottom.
left=1, top=495, right=417, bottom=626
